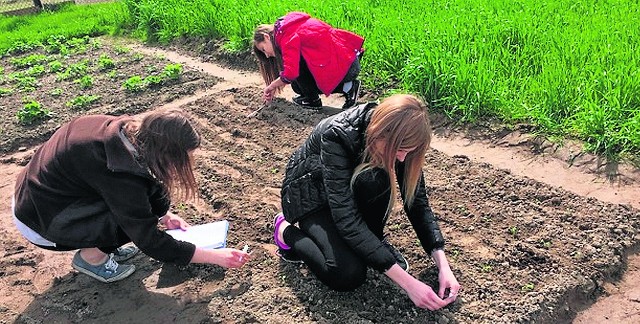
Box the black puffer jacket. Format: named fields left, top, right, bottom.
left=281, top=103, right=445, bottom=271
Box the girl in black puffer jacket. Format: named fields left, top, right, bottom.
left=274, top=94, right=461, bottom=311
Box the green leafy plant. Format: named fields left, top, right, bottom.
left=6, top=41, right=40, bottom=55
left=114, top=45, right=131, bottom=54
left=123, top=76, right=144, bottom=92
left=161, top=63, right=182, bottom=81
left=66, top=94, right=100, bottom=110
left=0, top=88, right=13, bottom=96
left=49, top=88, right=63, bottom=97
left=44, top=35, right=67, bottom=54
left=106, top=70, right=119, bottom=80
left=144, top=75, right=163, bottom=87
left=48, top=60, right=64, bottom=73
left=17, top=99, right=52, bottom=125
left=97, top=54, right=115, bottom=71
left=131, top=52, right=144, bottom=62
left=145, top=65, right=158, bottom=73
left=26, top=65, right=46, bottom=77
left=56, top=60, right=89, bottom=81
left=67, top=36, right=90, bottom=54
left=10, top=54, right=48, bottom=69
left=11, top=74, right=38, bottom=92
left=90, top=39, right=102, bottom=49
left=74, top=75, right=94, bottom=89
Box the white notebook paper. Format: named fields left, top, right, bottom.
left=166, top=220, right=229, bottom=249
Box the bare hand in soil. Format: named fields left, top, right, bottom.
left=213, top=248, right=252, bottom=268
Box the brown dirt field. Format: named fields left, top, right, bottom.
left=1, top=36, right=639, bottom=324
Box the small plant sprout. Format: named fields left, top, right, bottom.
left=106, top=70, right=119, bottom=80
left=14, top=75, right=38, bottom=92
left=176, top=202, right=187, bottom=211
left=114, top=45, right=131, bottom=54
left=481, top=264, right=493, bottom=273
left=131, top=52, right=144, bottom=62
left=508, top=226, right=519, bottom=237
left=521, top=283, right=535, bottom=292
left=540, top=239, right=552, bottom=249
left=146, top=65, right=158, bottom=73
left=56, top=60, right=89, bottom=81
left=49, top=88, right=63, bottom=97
left=66, top=95, right=100, bottom=110
left=451, top=248, right=460, bottom=260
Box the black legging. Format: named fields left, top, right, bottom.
left=291, top=56, right=361, bottom=99
left=282, top=168, right=390, bottom=291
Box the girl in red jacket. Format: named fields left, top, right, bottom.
left=253, top=12, right=365, bottom=109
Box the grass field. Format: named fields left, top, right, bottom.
left=1, top=0, right=638, bottom=160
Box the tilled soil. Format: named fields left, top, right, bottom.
left=0, top=36, right=639, bottom=324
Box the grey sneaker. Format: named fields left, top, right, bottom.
left=382, top=238, right=409, bottom=271
left=112, top=245, right=139, bottom=262
left=72, top=251, right=136, bottom=283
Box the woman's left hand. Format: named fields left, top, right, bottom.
left=161, top=212, right=190, bottom=230
left=438, top=266, right=461, bottom=301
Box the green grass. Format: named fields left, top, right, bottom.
left=1, top=0, right=638, bottom=160
left=0, top=2, right=129, bottom=55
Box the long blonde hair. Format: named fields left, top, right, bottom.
left=352, top=94, right=432, bottom=216
left=253, top=24, right=283, bottom=87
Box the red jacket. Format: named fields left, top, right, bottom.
left=275, top=12, right=365, bottom=96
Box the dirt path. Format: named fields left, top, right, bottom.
left=1, top=39, right=639, bottom=323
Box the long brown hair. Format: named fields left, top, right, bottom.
left=352, top=94, right=432, bottom=215
left=125, top=108, right=201, bottom=201
left=253, top=24, right=283, bottom=87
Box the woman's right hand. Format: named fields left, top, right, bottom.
left=191, top=247, right=251, bottom=268
left=263, top=86, right=275, bottom=103
left=262, top=78, right=286, bottom=104
left=403, top=277, right=452, bottom=310
left=385, top=264, right=452, bottom=310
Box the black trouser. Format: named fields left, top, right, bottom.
left=282, top=168, right=390, bottom=291
left=291, top=56, right=361, bottom=99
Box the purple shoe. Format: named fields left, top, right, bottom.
left=273, top=212, right=291, bottom=250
